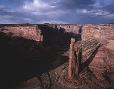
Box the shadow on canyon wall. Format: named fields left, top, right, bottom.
left=81, top=45, right=100, bottom=72
left=0, top=25, right=82, bottom=89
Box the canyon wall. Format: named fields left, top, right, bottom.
left=50, top=24, right=114, bottom=44
left=0, top=25, right=43, bottom=42
left=82, top=24, right=114, bottom=42
left=48, top=24, right=81, bottom=34
left=49, top=24, right=114, bottom=82
left=0, top=24, right=114, bottom=89
left=1, top=24, right=114, bottom=44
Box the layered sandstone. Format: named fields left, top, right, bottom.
left=82, top=24, right=114, bottom=43
left=48, top=24, right=81, bottom=34
left=0, top=24, right=114, bottom=89
left=0, top=25, right=43, bottom=42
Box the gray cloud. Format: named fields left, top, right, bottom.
left=57, top=0, right=95, bottom=10
left=0, top=0, right=114, bottom=23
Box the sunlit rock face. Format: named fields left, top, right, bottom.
left=82, top=24, right=114, bottom=43
left=48, top=24, right=82, bottom=34
left=80, top=24, right=114, bottom=87
left=106, top=40, right=114, bottom=51
left=0, top=25, right=42, bottom=42
left=49, top=24, right=114, bottom=44
left=0, top=24, right=114, bottom=89
left=0, top=25, right=49, bottom=89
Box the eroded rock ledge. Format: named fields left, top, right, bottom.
left=0, top=24, right=114, bottom=89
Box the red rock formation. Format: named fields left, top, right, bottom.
left=0, top=25, right=43, bottom=42
left=82, top=24, right=114, bottom=43
left=68, top=38, right=76, bottom=80
left=49, top=24, right=81, bottom=34
left=68, top=38, right=80, bottom=81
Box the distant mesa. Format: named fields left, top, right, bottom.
left=44, top=23, right=50, bottom=25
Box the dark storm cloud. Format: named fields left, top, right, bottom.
left=0, top=0, right=114, bottom=23
left=57, top=0, right=95, bottom=10
left=0, top=5, right=53, bottom=23
left=104, top=2, right=114, bottom=14
left=0, top=7, right=28, bottom=19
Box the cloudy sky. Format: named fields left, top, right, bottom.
left=0, top=0, right=114, bottom=24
